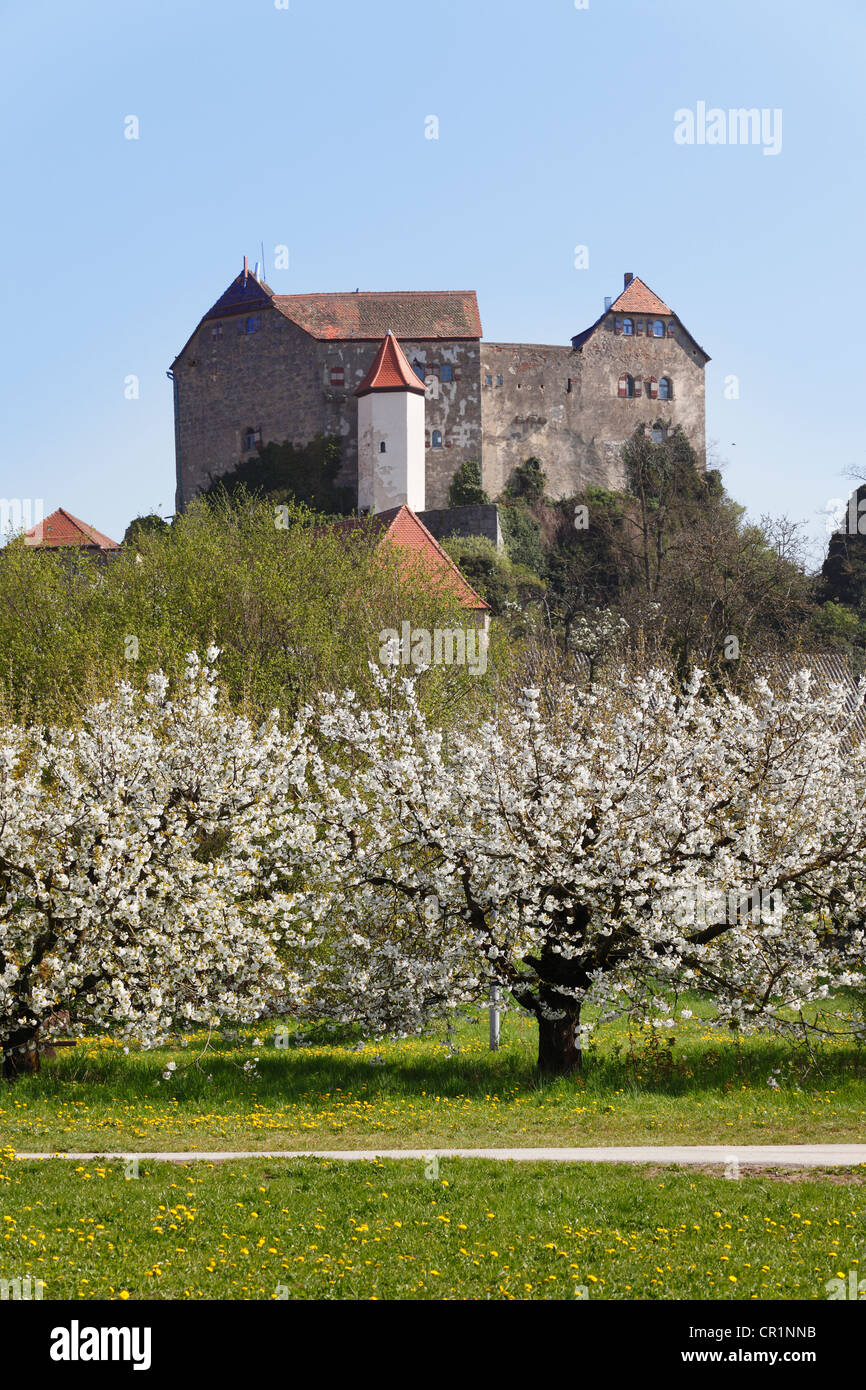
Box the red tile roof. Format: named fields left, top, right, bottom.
left=272, top=290, right=482, bottom=341
left=22, top=508, right=120, bottom=551
left=356, top=333, right=427, bottom=397
left=609, top=277, right=672, bottom=316
left=326, top=506, right=489, bottom=611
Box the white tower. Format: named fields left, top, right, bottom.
left=355, top=332, right=426, bottom=513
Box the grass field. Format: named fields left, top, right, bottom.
left=1, top=1150, right=863, bottom=1301
left=1, top=1004, right=864, bottom=1153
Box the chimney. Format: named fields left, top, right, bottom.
left=624, top=272, right=633, bottom=288
left=604, top=296, right=612, bottom=311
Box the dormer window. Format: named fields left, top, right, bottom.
left=622, top=318, right=633, bottom=336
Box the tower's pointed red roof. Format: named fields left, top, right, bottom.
left=355, top=332, right=427, bottom=397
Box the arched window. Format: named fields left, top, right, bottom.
left=617, top=374, right=635, bottom=398
left=245, top=315, right=259, bottom=334
left=431, top=429, right=443, bottom=448
left=658, top=376, right=672, bottom=400
left=379, top=441, right=387, bottom=453
left=622, top=318, right=634, bottom=336
left=652, top=320, right=665, bottom=337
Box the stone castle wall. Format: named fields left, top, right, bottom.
left=480, top=320, right=705, bottom=501
left=173, top=308, right=482, bottom=512
left=173, top=300, right=706, bottom=514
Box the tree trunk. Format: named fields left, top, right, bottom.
left=537, top=996, right=582, bottom=1076
left=2, top=1026, right=41, bottom=1080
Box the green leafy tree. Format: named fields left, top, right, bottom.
left=821, top=486, right=866, bottom=611
left=123, top=514, right=170, bottom=547
left=448, top=460, right=489, bottom=507
left=504, top=456, right=546, bottom=504
left=442, top=534, right=545, bottom=615
left=203, top=434, right=353, bottom=515
left=500, top=505, right=545, bottom=576
left=0, top=492, right=512, bottom=726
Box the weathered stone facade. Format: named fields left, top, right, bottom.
left=171, top=270, right=707, bottom=512
left=419, top=504, right=502, bottom=549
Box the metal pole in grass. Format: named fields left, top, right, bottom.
left=489, top=984, right=500, bottom=1051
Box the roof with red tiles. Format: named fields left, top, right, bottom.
left=571, top=274, right=710, bottom=362
left=326, top=506, right=490, bottom=612
left=272, top=290, right=482, bottom=341
left=171, top=274, right=483, bottom=367
left=22, top=508, right=120, bottom=551
left=355, top=333, right=427, bottom=397
left=608, top=276, right=672, bottom=316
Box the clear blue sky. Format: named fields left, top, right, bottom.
left=1, top=0, right=862, bottom=561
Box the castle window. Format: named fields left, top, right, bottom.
left=658, top=376, right=672, bottom=400
left=636, top=320, right=645, bottom=336
left=651, top=426, right=664, bottom=443
left=648, top=376, right=658, bottom=400
left=440, top=364, right=453, bottom=382
left=652, top=319, right=665, bottom=337
left=496, top=375, right=503, bottom=386
left=330, top=366, right=345, bottom=387
left=666, top=322, right=676, bottom=338
left=243, top=315, right=261, bottom=334
left=379, top=441, right=387, bottom=453
left=431, top=430, right=443, bottom=448
left=614, top=317, right=623, bottom=334
left=242, top=427, right=261, bottom=451
left=485, top=375, right=493, bottom=386
left=622, top=318, right=633, bottom=336
left=618, top=374, right=635, bottom=398
left=211, top=323, right=223, bottom=341
left=413, top=362, right=426, bottom=381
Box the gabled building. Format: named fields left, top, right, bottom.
left=170, top=262, right=483, bottom=513
left=170, top=263, right=708, bottom=512
left=481, top=273, right=709, bottom=498
left=21, top=508, right=120, bottom=554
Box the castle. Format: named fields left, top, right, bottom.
left=170, top=265, right=709, bottom=515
